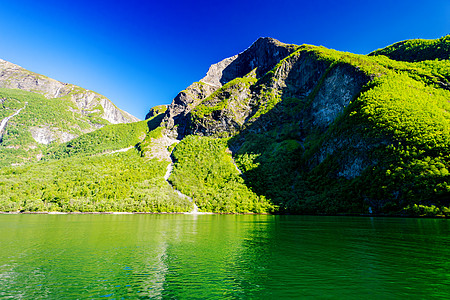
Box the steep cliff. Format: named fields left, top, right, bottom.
left=2, top=35, right=450, bottom=215
left=162, top=37, right=299, bottom=138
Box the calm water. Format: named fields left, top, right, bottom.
left=0, top=214, right=449, bottom=299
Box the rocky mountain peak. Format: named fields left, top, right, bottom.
left=162, top=37, right=299, bottom=139
left=200, top=37, right=298, bottom=88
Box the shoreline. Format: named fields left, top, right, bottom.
left=0, top=211, right=448, bottom=218
left=0, top=211, right=243, bottom=215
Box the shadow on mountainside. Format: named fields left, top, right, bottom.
left=226, top=97, right=311, bottom=213
left=225, top=96, right=369, bottom=214
left=146, top=114, right=165, bottom=131
left=225, top=65, right=373, bottom=213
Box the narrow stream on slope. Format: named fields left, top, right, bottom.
left=164, top=158, right=200, bottom=214
left=0, top=103, right=27, bottom=142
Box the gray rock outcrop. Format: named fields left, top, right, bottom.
left=162, top=37, right=299, bottom=138
left=162, top=82, right=217, bottom=138
left=200, top=37, right=298, bottom=87
left=309, top=63, right=370, bottom=129
left=29, top=126, right=78, bottom=145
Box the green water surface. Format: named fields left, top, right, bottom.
left=0, top=214, right=449, bottom=299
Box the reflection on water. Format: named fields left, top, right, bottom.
left=0, top=215, right=450, bottom=299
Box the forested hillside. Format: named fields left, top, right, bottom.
left=0, top=114, right=193, bottom=212
left=1, top=35, right=450, bottom=216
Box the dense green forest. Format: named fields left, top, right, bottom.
left=0, top=113, right=193, bottom=212
left=369, top=35, right=450, bottom=62
left=174, top=36, right=450, bottom=216
left=170, top=135, right=274, bottom=213
left=1, top=35, right=450, bottom=215
left=44, top=115, right=164, bottom=160
left=0, top=149, right=192, bottom=212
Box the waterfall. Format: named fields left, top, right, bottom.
left=0, top=103, right=27, bottom=142
left=164, top=162, right=201, bottom=214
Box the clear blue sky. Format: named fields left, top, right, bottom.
left=0, top=0, right=448, bottom=119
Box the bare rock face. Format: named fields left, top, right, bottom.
left=29, top=126, right=78, bottom=145
left=189, top=46, right=370, bottom=137
left=162, top=82, right=217, bottom=138
left=184, top=48, right=370, bottom=139
left=189, top=76, right=256, bottom=136
left=157, top=37, right=381, bottom=182
left=29, top=127, right=56, bottom=145
left=200, top=37, right=298, bottom=87
left=0, top=59, right=71, bottom=98
left=272, top=51, right=329, bottom=99
left=200, top=55, right=238, bottom=88
left=162, top=37, right=298, bottom=138
left=99, top=97, right=138, bottom=124
left=0, top=59, right=139, bottom=124
left=268, top=55, right=372, bottom=179
left=160, top=39, right=372, bottom=139
left=309, top=64, right=370, bottom=129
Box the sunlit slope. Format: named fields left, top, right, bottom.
left=2, top=36, right=450, bottom=215
left=0, top=57, right=139, bottom=167
left=0, top=149, right=192, bottom=212
left=0, top=113, right=193, bottom=212
left=369, top=35, right=450, bottom=62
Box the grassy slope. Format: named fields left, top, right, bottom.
left=0, top=149, right=192, bottom=212
left=44, top=114, right=164, bottom=159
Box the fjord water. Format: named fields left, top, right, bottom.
left=1, top=215, right=449, bottom=299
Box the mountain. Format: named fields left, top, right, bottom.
left=160, top=35, right=450, bottom=215
left=1, top=35, right=450, bottom=216
left=0, top=59, right=139, bottom=166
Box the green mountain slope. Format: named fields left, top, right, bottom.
left=0, top=149, right=192, bottom=213
left=170, top=135, right=274, bottom=213
left=162, top=35, right=450, bottom=216
left=2, top=35, right=450, bottom=216
left=0, top=88, right=95, bottom=167
left=369, top=35, right=450, bottom=62
left=0, top=58, right=138, bottom=125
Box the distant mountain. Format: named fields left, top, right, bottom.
left=2, top=35, right=450, bottom=216
left=0, top=59, right=139, bottom=166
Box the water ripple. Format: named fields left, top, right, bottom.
left=0, top=215, right=450, bottom=299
